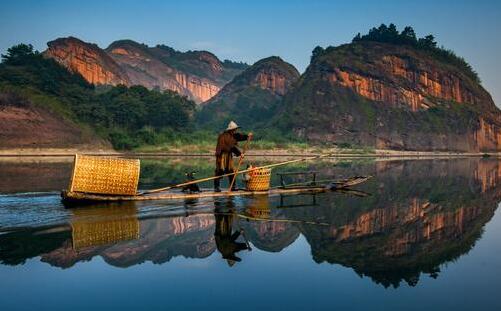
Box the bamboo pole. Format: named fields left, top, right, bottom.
left=138, top=153, right=334, bottom=195
left=228, top=136, right=252, bottom=192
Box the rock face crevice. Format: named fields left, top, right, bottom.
left=327, top=55, right=480, bottom=112
left=173, top=72, right=221, bottom=102
left=254, top=67, right=293, bottom=96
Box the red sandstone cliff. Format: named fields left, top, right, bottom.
left=43, top=37, right=246, bottom=103
left=328, top=55, right=484, bottom=112
left=44, top=37, right=130, bottom=86
left=280, top=41, right=501, bottom=152
left=212, top=56, right=299, bottom=98
left=105, top=41, right=222, bottom=103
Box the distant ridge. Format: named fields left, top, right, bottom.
left=44, top=37, right=249, bottom=103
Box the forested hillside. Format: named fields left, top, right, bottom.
left=0, top=44, right=196, bottom=150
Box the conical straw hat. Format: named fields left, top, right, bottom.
left=226, top=121, right=240, bottom=131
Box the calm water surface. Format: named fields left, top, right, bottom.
left=0, top=156, right=500, bottom=311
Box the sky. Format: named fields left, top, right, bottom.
left=1, top=0, right=500, bottom=104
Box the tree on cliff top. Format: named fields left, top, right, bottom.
left=350, top=23, right=480, bottom=84
left=1, top=44, right=39, bottom=65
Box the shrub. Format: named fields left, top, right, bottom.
left=109, top=130, right=139, bottom=150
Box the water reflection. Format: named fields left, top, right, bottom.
left=0, top=158, right=499, bottom=288
left=214, top=199, right=251, bottom=266
left=71, top=205, right=139, bottom=250
left=0, top=156, right=73, bottom=193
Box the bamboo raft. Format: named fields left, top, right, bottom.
left=60, top=154, right=371, bottom=205
left=61, top=176, right=371, bottom=204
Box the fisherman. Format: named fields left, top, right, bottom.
left=214, top=121, right=253, bottom=192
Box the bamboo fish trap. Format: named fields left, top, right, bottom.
left=68, top=154, right=140, bottom=196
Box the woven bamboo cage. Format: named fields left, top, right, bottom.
left=69, top=154, right=140, bottom=196
left=246, top=168, right=272, bottom=191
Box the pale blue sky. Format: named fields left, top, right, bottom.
left=1, top=0, right=500, bottom=104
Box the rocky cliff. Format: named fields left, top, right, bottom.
left=106, top=40, right=228, bottom=103
left=325, top=52, right=489, bottom=112
left=44, top=37, right=130, bottom=86
left=278, top=41, right=501, bottom=152
left=44, top=37, right=247, bottom=103
left=199, top=56, right=300, bottom=128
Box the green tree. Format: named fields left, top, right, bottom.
left=387, top=23, right=399, bottom=42
left=350, top=24, right=479, bottom=83
left=1, top=44, right=39, bottom=65
left=418, top=35, right=437, bottom=49
left=400, top=26, right=417, bottom=44
left=311, top=46, right=325, bottom=61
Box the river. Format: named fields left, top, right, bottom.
left=0, top=156, right=500, bottom=310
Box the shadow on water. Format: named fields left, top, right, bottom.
left=0, top=157, right=500, bottom=288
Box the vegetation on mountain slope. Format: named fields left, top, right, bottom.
left=1, top=24, right=497, bottom=152
left=152, top=44, right=249, bottom=83
left=0, top=44, right=196, bottom=150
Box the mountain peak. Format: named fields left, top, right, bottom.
left=254, top=56, right=286, bottom=65
left=198, top=56, right=299, bottom=128
left=228, top=55, right=299, bottom=96
left=106, top=39, right=149, bottom=53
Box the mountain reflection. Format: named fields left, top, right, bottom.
left=0, top=159, right=499, bottom=288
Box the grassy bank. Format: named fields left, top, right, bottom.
left=135, top=139, right=312, bottom=154
left=131, top=130, right=377, bottom=155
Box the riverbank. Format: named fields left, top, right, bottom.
left=0, top=147, right=497, bottom=158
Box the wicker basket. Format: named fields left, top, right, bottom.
left=69, top=154, right=140, bottom=196
left=246, top=168, right=272, bottom=191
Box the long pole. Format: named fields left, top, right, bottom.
left=228, top=136, right=251, bottom=192
left=138, top=153, right=334, bottom=195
